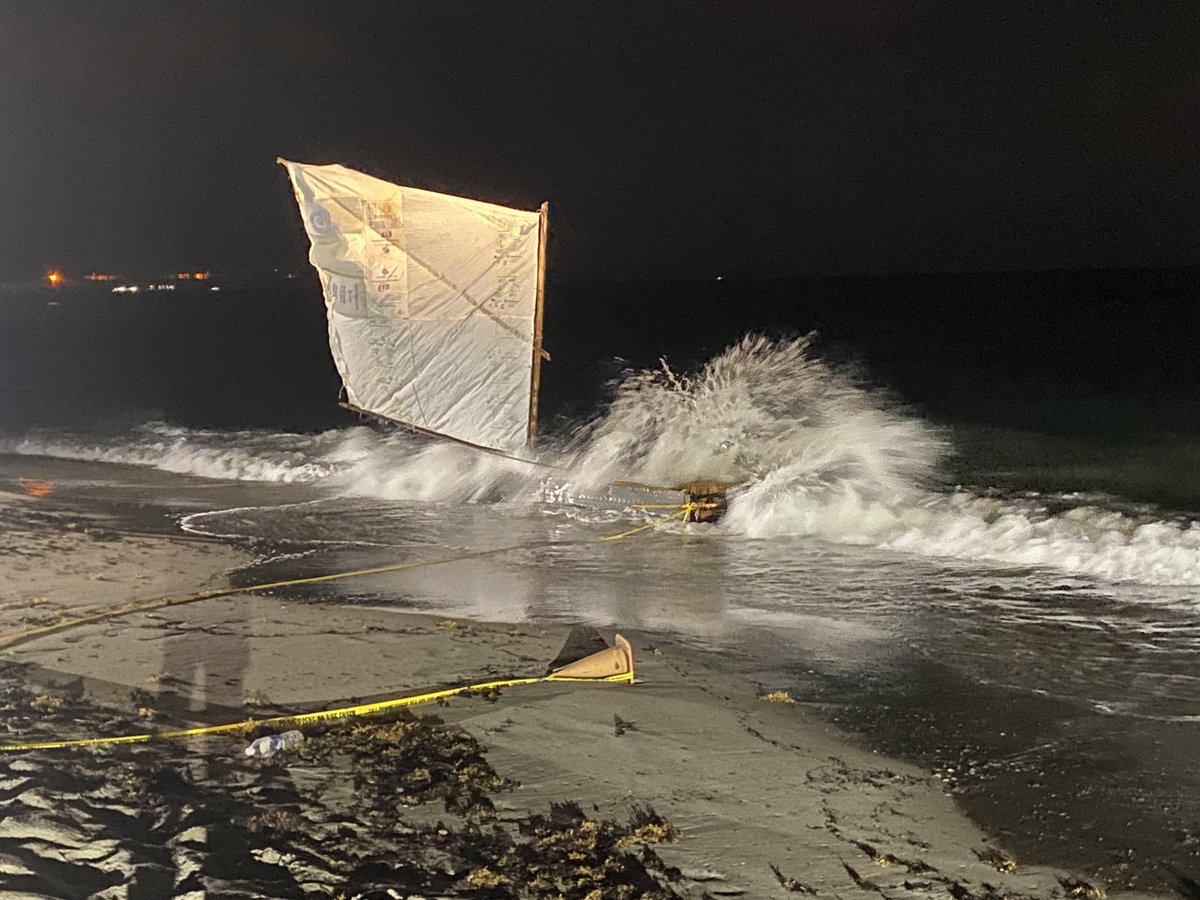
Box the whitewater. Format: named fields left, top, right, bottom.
left=5, top=335, right=1199, bottom=589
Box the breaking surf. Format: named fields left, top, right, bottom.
left=7, top=336, right=1200, bottom=589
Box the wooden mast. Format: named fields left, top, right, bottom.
left=526, top=201, right=550, bottom=445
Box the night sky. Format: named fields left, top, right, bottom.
left=2, top=1, right=1197, bottom=282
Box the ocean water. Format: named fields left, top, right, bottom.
left=2, top=272, right=1199, bottom=891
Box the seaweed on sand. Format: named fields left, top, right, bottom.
left=477, top=800, right=682, bottom=898
left=0, top=664, right=687, bottom=898
left=303, top=714, right=514, bottom=819
left=301, top=718, right=686, bottom=897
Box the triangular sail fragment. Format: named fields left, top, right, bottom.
left=280, top=159, right=543, bottom=453
left=550, top=634, right=634, bottom=681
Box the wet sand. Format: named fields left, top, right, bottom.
left=0, top=484, right=246, bottom=629
left=0, top=490, right=1163, bottom=898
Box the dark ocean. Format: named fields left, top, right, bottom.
left=6, top=268, right=1200, bottom=505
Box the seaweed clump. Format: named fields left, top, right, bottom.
left=450, top=801, right=683, bottom=899
left=305, top=715, right=514, bottom=820
left=294, top=719, right=686, bottom=897
left=0, top=670, right=689, bottom=900
left=0, top=667, right=85, bottom=733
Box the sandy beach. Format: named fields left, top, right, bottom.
left=1, top=488, right=246, bottom=622
left=0, top=485, right=1160, bottom=900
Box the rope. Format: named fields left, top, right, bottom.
left=627, top=502, right=703, bottom=510
left=0, top=670, right=633, bottom=753
left=0, top=544, right=531, bottom=653
left=601, top=505, right=693, bottom=541
left=0, top=498, right=701, bottom=751
left=1, top=501, right=708, bottom=650
left=601, top=500, right=722, bottom=541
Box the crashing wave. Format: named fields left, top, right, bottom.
left=7, top=337, right=1200, bottom=586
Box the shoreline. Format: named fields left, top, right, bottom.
left=0, top=505, right=1162, bottom=898
left=0, top=484, right=247, bottom=628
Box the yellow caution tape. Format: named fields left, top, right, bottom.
left=2, top=503, right=703, bottom=650
left=0, top=669, right=633, bottom=753
left=602, top=501, right=721, bottom=541
left=626, top=502, right=699, bottom=509
left=0, top=498, right=694, bottom=751
left=602, top=506, right=692, bottom=541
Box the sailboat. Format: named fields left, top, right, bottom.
left=278, top=159, right=731, bottom=523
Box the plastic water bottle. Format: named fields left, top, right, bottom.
left=245, top=730, right=304, bottom=759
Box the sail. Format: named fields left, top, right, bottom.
left=280, top=159, right=545, bottom=453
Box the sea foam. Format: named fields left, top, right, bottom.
left=6, top=337, right=1200, bottom=586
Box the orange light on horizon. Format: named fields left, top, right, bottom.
left=46, top=270, right=64, bottom=287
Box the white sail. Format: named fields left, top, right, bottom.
left=280, top=159, right=545, bottom=453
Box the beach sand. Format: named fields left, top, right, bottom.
left=0, top=491, right=1158, bottom=898
left=0, top=484, right=246, bottom=620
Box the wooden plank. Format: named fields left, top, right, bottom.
left=527, top=201, right=550, bottom=445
